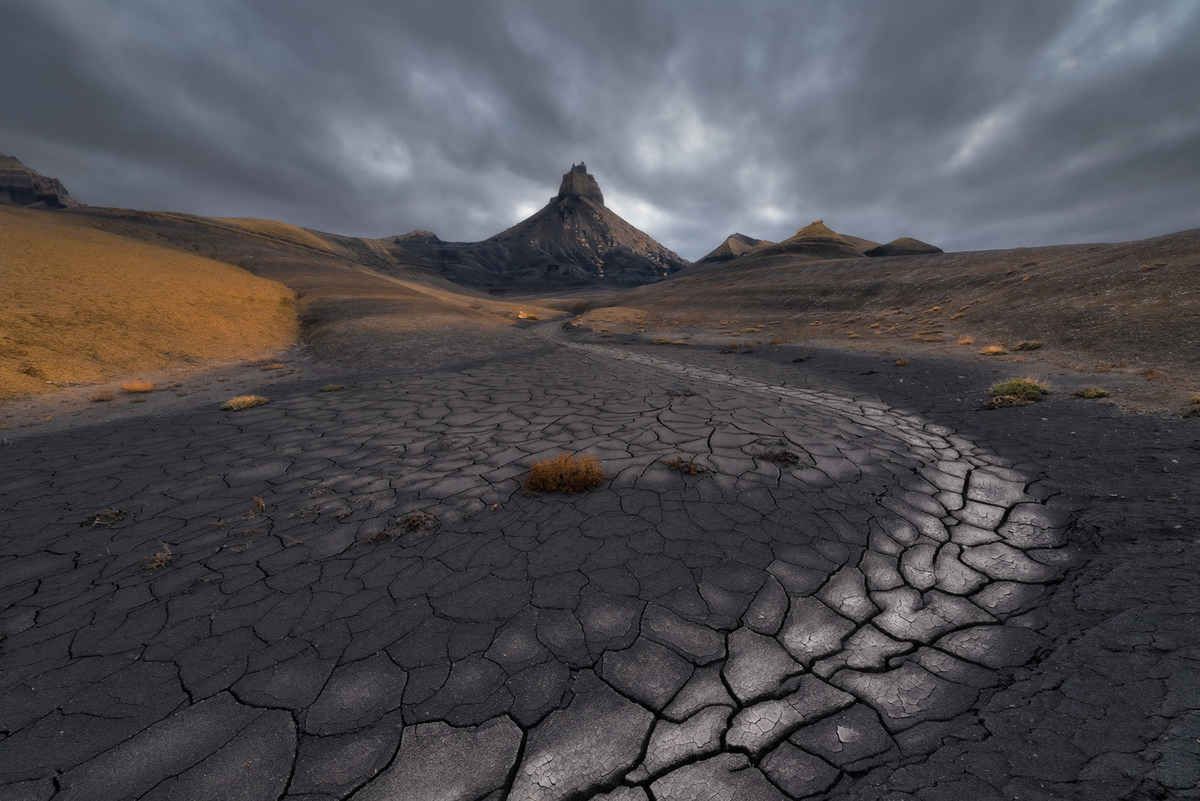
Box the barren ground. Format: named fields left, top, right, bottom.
left=0, top=213, right=1197, bottom=800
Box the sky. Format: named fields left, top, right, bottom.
left=3, top=0, right=1199, bottom=260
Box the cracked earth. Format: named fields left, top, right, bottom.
left=1, top=322, right=1196, bottom=801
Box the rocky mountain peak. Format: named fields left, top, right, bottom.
left=556, top=162, right=604, bottom=205
left=0, top=155, right=79, bottom=208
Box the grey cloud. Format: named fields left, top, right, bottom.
left=2, top=0, right=1197, bottom=258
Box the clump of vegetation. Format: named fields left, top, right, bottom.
left=979, top=344, right=1007, bottom=356
left=663, top=456, right=710, bottom=475
left=956, top=335, right=975, bottom=346
left=1074, top=387, right=1110, bottom=399
left=121, top=379, right=156, bottom=393
left=80, top=508, right=126, bottom=528
left=1013, top=340, right=1043, bottom=351
left=400, top=510, right=438, bottom=533
left=145, top=542, right=174, bottom=570
left=756, top=448, right=802, bottom=466
left=221, top=394, right=270, bottom=411
left=894, top=358, right=910, bottom=367
left=1184, top=395, right=1200, bottom=419
left=987, top=378, right=1049, bottom=408
left=89, top=390, right=115, bottom=403
left=260, top=362, right=288, bottom=371
left=320, top=384, right=345, bottom=392
left=525, top=454, right=605, bottom=493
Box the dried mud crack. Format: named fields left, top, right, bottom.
left=0, top=324, right=1195, bottom=801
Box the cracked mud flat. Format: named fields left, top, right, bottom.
left=1, top=325, right=1196, bottom=801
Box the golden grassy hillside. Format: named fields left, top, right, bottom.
left=0, top=207, right=297, bottom=399
left=215, top=217, right=342, bottom=254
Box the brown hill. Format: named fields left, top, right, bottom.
left=750, top=219, right=879, bottom=261
left=697, top=232, right=774, bottom=264
left=381, top=163, right=688, bottom=289
left=0, top=155, right=79, bottom=208
left=866, top=236, right=943, bottom=257
left=564, top=228, right=1200, bottom=408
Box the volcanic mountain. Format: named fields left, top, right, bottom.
left=0, top=155, right=79, bottom=208
left=381, top=163, right=688, bottom=289
left=696, top=232, right=774, bottom=264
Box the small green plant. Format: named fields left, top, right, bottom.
left=987, top=378, right=1048, bottom=408
left=1074, top=387, right=1110, bottom=399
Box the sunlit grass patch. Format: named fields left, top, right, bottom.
left=525, top=454, right=605, bottom=493
left=987, top=378, right=1048, bottom=408
left=120, top=379, right=156, bottom=394
left=221, top=394, right=269, bottom=411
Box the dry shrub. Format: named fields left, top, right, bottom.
left=895, top=358, right=910, bottom=367
left=121, top=379, right=156, bottom=393
left=1074, top=387, right=1110, bottom=399
left=1013, top=340, right=1043, bottom=351
left=81, top=508, right=126, bottom=528
left=145, top=542, right=174, bottom=570
left=956, top=335, right=975, bottom=346
left=525, top=454, right=605, bottom=493
left=979, top=344, right=1007, bottom=356
left=221, top=394, right=269, bottom=411
left=89, top=390, right=115, bottom=403
left=987, top=378, right=1048, bottom=408
left=756, top=448, right=801, bottom=466
left=663, top=456, right=710, bottom=475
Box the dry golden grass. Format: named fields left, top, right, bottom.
left=0, top=207, right=297, bottom=399
left=895, top=358, right=910, bottom=367
left=1074, top=387, right=1110, bottom=399
left=145, top=542, right=174, bottom=570
left=525, top=454, right=605, bottom=493
left=221, top=394, right=270, bottom=411
left=987, top=378, right=1048, bottom=408
left=956, top=335, right=975, bottom=346
left=120, top=379, right=156, bottom=394
left=215, top=217, right=341, bottom=254
left=980, top=344, right=1008, bottom=356
left=663, top=456, right=710, bottom=475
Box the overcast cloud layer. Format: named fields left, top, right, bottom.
left=3, top=0, right=1199, bottom=258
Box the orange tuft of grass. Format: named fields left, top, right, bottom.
left=525, top=454, right=605, bottom=493
left=979, top=344, right=1007, bottom=356
left=895, top=358, right=910, bottom=367
left=956, top=335, right=975, bottom=346
left=221, top=394, right=269, bottom=411
left=120, top=379, right=156, bottom=394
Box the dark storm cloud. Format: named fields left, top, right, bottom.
left=3, top=0, right=1198, bottom=258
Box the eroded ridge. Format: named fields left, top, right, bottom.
left=0, top=344, right=1075, bottom=800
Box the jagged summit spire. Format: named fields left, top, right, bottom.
left=556, top=162, right=604, bottom=205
